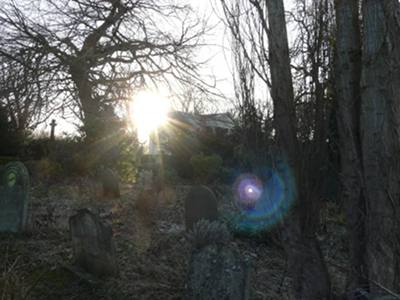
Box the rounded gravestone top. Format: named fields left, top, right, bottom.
left=2, top=161, right=30, bottom=191
left=184, top=185, right=218, bottom=231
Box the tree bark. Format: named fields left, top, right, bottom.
left=361, top=0, right=400, bottom=293
left=70, top=60, right=100, bottom=143
left=265, top=0, right=330, bottom=299
left=334, top=0, right=368, bottom=296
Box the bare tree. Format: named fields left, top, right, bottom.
left=0, top=48, right=62, bottom=135
left=361, top=0, right=400, bottom=294
left=231, top=26, right=267, bottom=169
left=289, top=0, right=335, bottom=144
left=0, top=0, right=208, bottom=142
left=220, top=0, right=331, bottom=298
left=334, top=0, right=367, bottom=297
left=263, top=0, right=331, bottom=298
left=173, top=76, right=213, bottom=114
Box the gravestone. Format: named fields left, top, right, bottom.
left=185, top=220, right=251, bottom=300
left=0, top=162, right=30, bottom=232
left=99, top=168, right=120, bottom=198
left=69, top=209, right=118, bottom=276
left=184, top=185, right=218, bottom=231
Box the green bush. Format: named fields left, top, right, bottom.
left=190, top=153, right=223, bottom=183
left=35, top=157, right=64, bottom=181
left=116, top=136, right=141, bottom=183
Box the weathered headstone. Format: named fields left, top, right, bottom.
left=185, top=220, right=251, bottom=300
left=99, top=168, right=120, bottom=198
left=184, top=185, right=218, bottom=231
left=69, top=209, right=118, bottom=276
left=0, top=162, right=30, bottom=232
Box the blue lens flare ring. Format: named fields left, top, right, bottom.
left=229, top=162, right=296, bottom=233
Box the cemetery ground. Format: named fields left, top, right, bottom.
left=0, top=177, right=348, bottom=300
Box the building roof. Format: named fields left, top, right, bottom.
left=167, top=111, right=234, bottom=131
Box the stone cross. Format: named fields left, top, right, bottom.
left=50, top=119, right=57, bottom=141
left=0, top=162, right=30, bottom=232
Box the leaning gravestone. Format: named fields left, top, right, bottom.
left=185, top=220, right=251, bottom=300
left=0, top=162, right=30, bottom=232
left=185, top=185, right=218, bottom=231
left=69, top=209, right=118, bottom=277
left=99, top=168, right=120, bottom=198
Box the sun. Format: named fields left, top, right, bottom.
left=130, top=91, right=170, bottom=143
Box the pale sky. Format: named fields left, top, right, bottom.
left=45, top=0, right=296, bottom=136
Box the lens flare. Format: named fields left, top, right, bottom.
left=130, top=91, right=170, bottom=143
left=234, top=174, right=263, bottom=211
left=230, top=161, right=296, bottom=233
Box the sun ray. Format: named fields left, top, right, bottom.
left=130, top=91, right=170, bottom=143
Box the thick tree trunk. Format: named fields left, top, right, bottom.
left=361, top=0, right=400, bottom=293
left=265, top=0, right=330, bottom=299
left=70, top=61, right=101, bottom=143
left=334, top=0, right=368, bottom=297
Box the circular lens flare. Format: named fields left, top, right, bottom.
left=234, top=174, right=263, bottom=211
left=229, top=161, right=295, bottom=233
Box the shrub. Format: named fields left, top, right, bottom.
left=35, top=157, right=63, bottom=181
left=190, top=153, right=223, bottom=183
left=116, top=136, right=141, bottom=183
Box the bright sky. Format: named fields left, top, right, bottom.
left=43, top=0, right=295, bottom=137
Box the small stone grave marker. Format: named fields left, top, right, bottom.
left=184, top=185, right=218, bottom=231
left=0, top=162, right=30, bottom=232
left=69, top=209, right=118, bottom=276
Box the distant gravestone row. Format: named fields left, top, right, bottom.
left=0, top=162, right=30, bottom=233
left=0, top=161, right=251, bottom=296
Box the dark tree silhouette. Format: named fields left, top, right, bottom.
left=0, top=0, right=207, bottom=142
left=0, top=49, right=62, bottom=135
left=220, top=0, right=331, bottom=298
left=360, top=0, right=400, bottom=293
left=334, top=1, right=366, bottom=297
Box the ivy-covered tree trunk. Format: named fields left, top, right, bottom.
left=361, top=0, right=400, bottom=293
left=334, top=0, right=367, bottom=297
left=265, top=0, right=330, bottom=299
left=70, top=61, right=102, bottom=144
